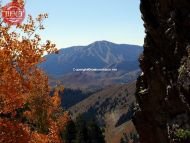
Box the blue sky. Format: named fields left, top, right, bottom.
left=2, top=0, right=145, bottom=49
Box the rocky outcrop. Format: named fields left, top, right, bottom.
left=133, top=0, right=190, bottom=143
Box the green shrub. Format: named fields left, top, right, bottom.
left=175, top=129, right=190, bottom=140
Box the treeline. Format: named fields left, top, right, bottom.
left=61, top=115, right=105, bottom=143
left=57, top=88, right=93, bottom=109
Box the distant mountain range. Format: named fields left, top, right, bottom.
left=40, top=41, right=143, bottom=90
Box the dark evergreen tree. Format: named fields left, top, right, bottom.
left=75, top=115, right=89, bottom=143
left=61, top=120, right=76, bottom=143
left=87, top=120, right=105, bottom=143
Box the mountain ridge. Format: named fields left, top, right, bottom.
left=40, top=41, right=142, bottom=90
left=68, top=82, right=137, bottom=143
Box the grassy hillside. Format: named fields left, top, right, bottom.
left=68, top=82, right=138, bottom=143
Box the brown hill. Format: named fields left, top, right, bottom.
left=69, top=82, right=138, bottom=143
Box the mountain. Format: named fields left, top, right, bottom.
left=68, top=82, right=138, bottom=143
left=40, top=41, right=142, bottom=90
